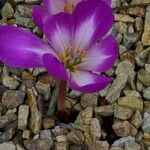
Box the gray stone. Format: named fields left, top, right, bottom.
left=114, top=22, right=127, bottom=34
left=142, top=112, right=150, bottom=133
left=114, top=105, right=133, bottom=120
left=125, top=142, right=141, bottom=150
left=114, top=14, right=134, bottom=23
left=0, top=142, right=16, bottom=150
left=123, top=90, right=141, bottom=98
left=143, top=86, right=150, bottom=100
left=33, top=68, right=46, bottom=77
left=3, top=76, right=20, bottom=89
left=89, top=141, right=109, bottom=150
left=112, top=0, right=121, bottom=8
left=25, top=0, right=40, bottom=3
left=80, top=93, right=97, bottom=108
left=94, top=105, right=114, bottom=116
left=54, top=142, right=68, bottom=150
left=142, top=6, right=150, bottom=46
left=14, top=0, right=24, bottom=3
left=0, top=113, right=17, bottom=128
left=118, top=96, right=143, bottom=112
left=145, top=64, right=150, bottom=73
left=22, top=130, right=31, bottom=139
left=36, top=80, right=51, bottom=101
left=135, top=17, right=143, bottom=31
left=131, top=0, right=150, bottom=5
left=112, top=136, right=135, bottom=148
left=115, top=61, right=135, bottom=83
left=1, top=3, right=14, bottom=19
left=110, top=147, right=124, bottom=150
left=18, top=105, right=29, bottom=130
left=123, top=33, right=141, bottom=49
left=2, top=90, right=25, bottom=109
left=106, top=73, right=128, bottom=103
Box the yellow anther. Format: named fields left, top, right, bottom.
left=72, top=65, right=78, bottom=72
left=64, top=3, right=74, bottom=12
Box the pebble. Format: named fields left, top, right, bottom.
left=75, top=107, right=93, bottom=125
left=131, top=110, right=142, bottom=129
left=138, top=69, right=150, bottom=86
left=125, top=142, right=141, bottom=150
left=118, top=96, right=143, bottom=112
left=112, top=0, right=121, bottom=8
left=127, top=6, right=145, bottom=17
left=142, top=112, right=150, bottom=133
left=142, top=6, right=150, bottom=46
left=14, top=0, right=24, bottom=3
left=2, top=90, right=25, bottom=109
left=135, top=17, right=143, bottom=31
left=106, top=73, right=128, bottom=103
left=115, top=61, right=135, bottom=83
left=90, top=118, right=101, bottom=142
left=114, top=14, right=134, bottom=23
left=89, top=141, right=109, bottom=150
left=68, top=90, right=82, bottom=98
left=33, top=68, right=46, bottom=77
left=2, top=76, right=20, bottom=89
left=123, top=90, right=141, bottom=98
left=131, top=0, right=150, bottom=5
left=0, top=142, right=16, bottom=150
left=0, top=113, right=17, bottom=128
left=94, top=105, right=114, bottom=116
left=112, top=136, right=135, bottom=148
left=54, top=142, right=68, bottom=150
left=25, top=0, right=40, bottom=3
left=110, top=147, right=124, bottom=150
left=67, top=130, right=84, bottom=145
left=1, top=3, right=14, bottom=19
left=18, top=105, right=29, bottom=130
left=43, top=117, right=55, bottom=129
left=114, top=105, right=133, bottom=120
left=22, top=130, right=31, bottom=139
left=36, top=80, right=51, bottom=101
left=80, top=93, right=98, bottom=108
left=143, top=86, right=150, bottom=100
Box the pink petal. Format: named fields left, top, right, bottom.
left=32, top=5, right=49, bottom=30
left=0, top=26, right=53, bottom=68
left=69, top=70, right=112, bottom=93
left=103, top=0, right=111, bottom=6
left=42, top=53, right=68, bottom=81
left=73, top=0, right=114, bottom=49
left=43, top=13, right=73, bottom=55
left=78, top=35, right=118, bottom=72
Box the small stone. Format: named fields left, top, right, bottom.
left=94, top=105, right=114, bottom=116
left=110, top=147, right=124, bottom=150
left=99, top=84, right=110, bottom=97
left=1, top=3, right=14, bottom=19
left=90, top=118, right=101, bottom=142
left=67, top=130, right=84, bottom=145
left=115, top=61, right=135, bottom=83
left=0, top=142, right=16, bottom=150
left=75, top=107, right=93, bottom=125
left=118, top=96, right=143, bottom=112
left=68, top=90, right=82, bottom=98
left=3, top=76, right=19, bottom=89
left=145, top=64, right=150, bottom=73
left=29, top=108, right=42, bottom=134
left=114, top=14, right=134, bottom=23
left=112, top=136, right=135, bottom=148
left=125, top=142, right=141, bottom=150
left=22, top=130, right=31, bottom=139
left=112, top=0, right=121, bottom=8
left=14, top=0, right=24, bottom=3
left=0, top=128, right=15, bottom=142
left=18, top=105, right=29, bottom=130
left=114, top=105, right=133, bottom=120
left=131, top=0, right=150, bottom=5
left=6, top=108, right=17, bottom=115
left=2, top=90, right=25, bottom=109
left=123, top=32, right=141, bottom=49
left=33, top=68, right=46, bottom=77
left=142, top=112, right=150, bottom=133
left=56, top=135, right=67, bottom=142
left=123, top=90, right=141, bottom=98
left=138, top=69, right=150, bottom=86
left=131, top=110, right=142, bottom=129
left=114, top=22, right=127, bottom=34
left=51, top=126, right=68, bottom=136
left=127, top=6, right=145, bottom=17
left=54, top=142, right=68, bottom=150
left=16, top=144, right=25, bottom=150
left=143, top=86, right=150, bottom=100
left=89, top=141, right=109, bottom=150
left=0, top=113, right=17, bottom=128
left=106, top=73, right=128, bottom=103
left=36, top=80, right=51, bottom=101
left=135, top=17, right=143, bottom=31
left=25, top=0, right=40, bottom=3
left=142, top=6, right=150, bottom=46
left=43, top=117, right=55, bottom=129
left=112, top=121, right=131, bottom=137
left=40, top=130, right=52, bottom=140
left=80, top=93, right=97, bottom=108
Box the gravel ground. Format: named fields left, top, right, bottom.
left=0, top=0, right=150, bottom=149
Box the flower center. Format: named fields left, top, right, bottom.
left=58, top=47, right=87, bottom=72
left=63, top=3, right=75, bottom=13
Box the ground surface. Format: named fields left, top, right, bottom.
left=0, top=0, right=150, bottom=149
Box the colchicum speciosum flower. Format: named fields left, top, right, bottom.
left=0, top=0, right=117, bottom=111
left=32, top=0, right=111, bottom=30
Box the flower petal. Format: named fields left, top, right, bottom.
left=103, top=0, right=111, bottom=6
left=69, top=70, right=112, bottom=93
left=0, top=26, right=52, bottom=68
left=43, top=13, right=73, bottom=55
left=42, top=53, right=68, bottom=81
left=32, top=5, right=48, bottom=30
left=73, top=0, right=114, bottom=49
left=78, top=35, right=118, bottom=72
left=43, top=0, right=66, bottom=15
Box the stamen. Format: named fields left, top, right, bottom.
left=64, top=3, right=74, bottom=12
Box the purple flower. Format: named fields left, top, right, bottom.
left=0, top=0, right=117, bottom=93
left=32, top=0, right=112, bottom=30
